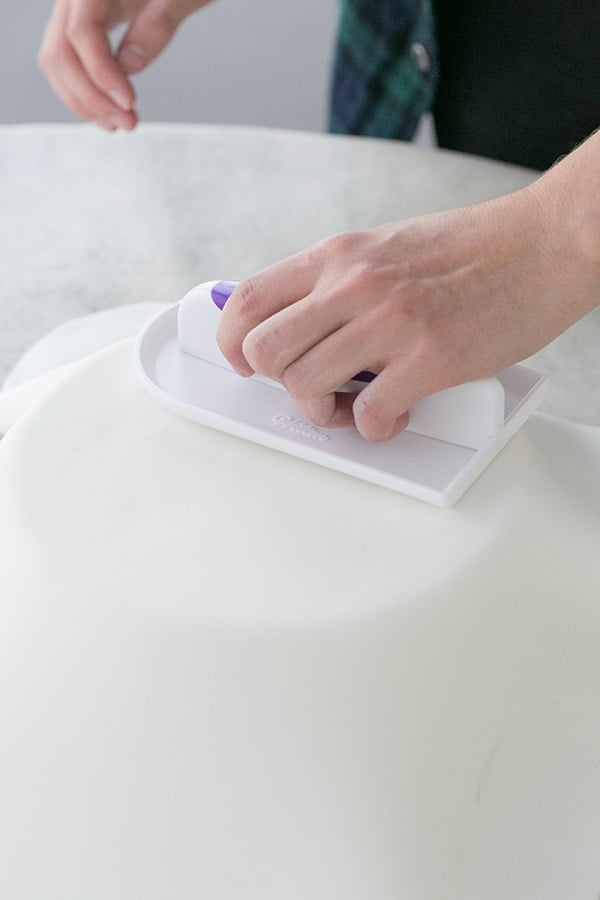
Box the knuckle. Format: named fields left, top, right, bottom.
left=308, top=232, right=342, bottom=269
left=233, top=277, right=262, bottom=323
left=65, top=21, right=85, bottom=44
left=284, top=357, right=331, bottom=403
left=324, top=230, right=361, bottom=256
left=284, top=371, right=334, bottom=426
left=37, top=38, right=63, bottom=72
left=142, top=7, right=178, bottom=38
left=304, top=238, right=327, bottom=271
left=409, top=328, right=446, bottom=378
left=344, top=261, right=377, bottom=295
left=317, top=231, right=364, bottom=270
left=283, top=363, right=312, bottom=398
left=375, top=283, right=422, bottom=326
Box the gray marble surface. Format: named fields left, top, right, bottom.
left=1, top=123, right=598, bottom=423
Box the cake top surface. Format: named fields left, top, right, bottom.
left=1, top=340, right=598, bottom=627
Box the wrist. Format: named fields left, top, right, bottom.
left=529, top=130, right=600, bottom=317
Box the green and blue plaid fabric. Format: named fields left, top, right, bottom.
left=329, top=0, right=438, bottom=140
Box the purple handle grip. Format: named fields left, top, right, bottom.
left=210, top=281, right=241, bottom=311
left=210, top=281, right=376, bottom=384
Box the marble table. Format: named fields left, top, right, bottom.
left=1, top=123, right=599, bottom=421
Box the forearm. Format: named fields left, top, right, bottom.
left=217, top=129, right=600, bottom=441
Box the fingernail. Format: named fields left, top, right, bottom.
left=109, top=89, right=132, bottom=111
left=119, top=43, right=147, bottom=73
left=105, top=112, right=136, bottom=131
left=95, top=119, right=116, bottom=133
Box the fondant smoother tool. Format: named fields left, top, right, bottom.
left=135, top=280, right=548, bottom=506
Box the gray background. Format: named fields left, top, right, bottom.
left=1, top=0, right=339, bottom=131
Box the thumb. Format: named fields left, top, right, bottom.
left=117, top=0, right=190, bottom=74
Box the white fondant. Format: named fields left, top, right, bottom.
left=3, top=302, right=167, bottom=390
left=0, top=305, right=167, bottom=436
left=1, top=123, right=599, bottom=899
left=0, top=339, right=599, bottom=900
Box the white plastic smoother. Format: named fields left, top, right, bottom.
left=135, top=282, right=547, bottom=506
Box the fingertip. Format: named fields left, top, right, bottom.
left=108, top=88, right=135, bottom=112
left=229, top=358, right=255, bottom=378
left=69, top=22, right=138, bottom=111
left=394, top=410, right=410, bottom=435
left=120, top=110, right=138, bottom=131
left=96, top=108, right=137, bottom=132
left=240, top=327, right=264, bottom=375
left=93, top=119, right=117, bottom=133
left=294, top=391, right=355, bottom=432
left=355, top=408, right=410, bottom=442
left=235, top=366, right=255, bottom=379
left=216, top=326, right=255, bottom=378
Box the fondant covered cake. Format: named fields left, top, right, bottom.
left=0, top=333, right=599, bottom=900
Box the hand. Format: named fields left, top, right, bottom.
left=217, top=134, right=600, bottom=442
left=38, top=0, right=211, bottom=132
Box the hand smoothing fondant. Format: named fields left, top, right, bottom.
left=137, top=280, right=547, bottom=506
left=1, top=337, right=600, bottom=900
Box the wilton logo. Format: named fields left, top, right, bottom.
left=271, top=415, right=330, bottom=442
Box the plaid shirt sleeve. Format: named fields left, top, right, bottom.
left=329, top=0, right=438, bottom=140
